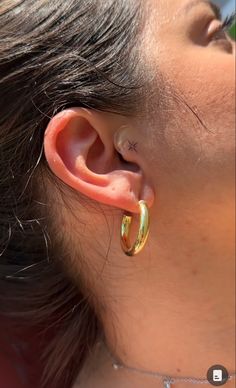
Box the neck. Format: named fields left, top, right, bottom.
left=79, top=191, right=235, bottom=388
left=93, top=217, right=235, bottom=387
left=76, top=338, right=236, bottom=388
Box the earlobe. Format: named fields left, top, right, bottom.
left=43, top=108, right=154, bottom=213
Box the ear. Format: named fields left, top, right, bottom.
left=43, top=108, right=154, bottom=213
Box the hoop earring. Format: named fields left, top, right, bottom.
left=120, top=200, right=150, bottom=256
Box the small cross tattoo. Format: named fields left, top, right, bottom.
left=127, top=140, right=138, bottom=152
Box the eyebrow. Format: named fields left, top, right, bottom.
left=176, top=0, right=222, bottom=20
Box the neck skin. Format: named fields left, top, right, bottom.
left=80, top=194, right=235, bottom=388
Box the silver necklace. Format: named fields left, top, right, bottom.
left=102, top=342, right=236, bottom=388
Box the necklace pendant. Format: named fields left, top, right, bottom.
left=163, top=378, right=172, bottom=388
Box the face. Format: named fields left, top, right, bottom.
left=121, top=0, right=235, bottom=280
left=44, top=0, right=235, bottom=293
left=133, top=0, right=235, bottom=245
left=43, top=2, right=235, bottom=378
left=141, top=0, right=235, bottom=170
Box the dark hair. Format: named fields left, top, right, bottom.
left=0, top=1, right=150, bottom=387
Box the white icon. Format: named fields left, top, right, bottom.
left=213, top=370, right=223, bottom=382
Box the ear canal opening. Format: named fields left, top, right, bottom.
left=118, top=151, right=128, bottom=164
left=117, top=151, right=141, bottom=174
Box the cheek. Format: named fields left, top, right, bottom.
left=183, top=51, right=235, bottom=130
left=161, top=46, right=235, bottom=152
left=165, top=47, right=235, bottom=121
left=145, top=46, right=235, bottom=193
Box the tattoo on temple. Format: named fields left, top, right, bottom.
left=127, top=140, right=138, bottom=152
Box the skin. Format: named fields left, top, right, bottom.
left=43, top=0, right=235, bottom=387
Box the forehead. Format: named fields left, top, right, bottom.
left=144, top=0, right=217, bottom=22
left=142, top=0, right=180, bottom=41
left=142, top=0, right=184, bottom=37
left=142, top=0, right=219, bottom=44
left=144, top=0, right=180, bottom=19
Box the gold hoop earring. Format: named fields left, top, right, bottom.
left=120, top=200, right=150, bottom=256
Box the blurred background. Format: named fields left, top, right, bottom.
left=215, top=0, right=235, bottom=15
left=215, top=0, right=236, bottom=39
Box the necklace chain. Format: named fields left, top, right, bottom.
left=101, top=341, right=236, bottom=387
